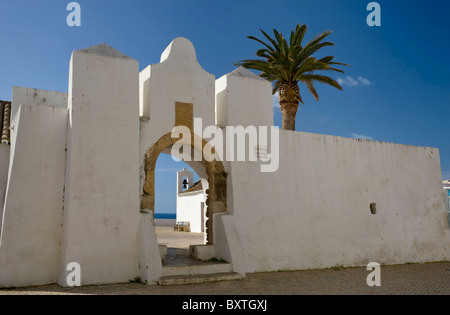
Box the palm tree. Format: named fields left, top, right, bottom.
left=235, top=24, right=349, bottom=131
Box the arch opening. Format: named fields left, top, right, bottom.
left=141, top=132, right=227, bottom=245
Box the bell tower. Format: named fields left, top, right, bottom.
left=177, top=168, right=193, bottom=194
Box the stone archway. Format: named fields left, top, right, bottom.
left=141, top=131, right=227, bottom=245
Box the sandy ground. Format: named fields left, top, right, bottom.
left=155, top=226, right=205, bottom=249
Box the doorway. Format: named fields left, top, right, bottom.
left=154, top=154, right=206, bottom=263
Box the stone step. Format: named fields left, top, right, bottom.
left=159, top=272, right=242, bottom=286
left=162, top=262, right=232, bottom=277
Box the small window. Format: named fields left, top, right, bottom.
left=370, top=203, right=377, bottom=215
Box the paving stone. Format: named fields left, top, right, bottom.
left=1, top=262, right=449, bottom=295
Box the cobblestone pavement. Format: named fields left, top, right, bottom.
left=1, top=262, right=449, bottom=295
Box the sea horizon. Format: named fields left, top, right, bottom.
left=154, top=212, right=176, bottom=220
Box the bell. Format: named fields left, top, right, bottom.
left=182, top=178, right=188, bottom=189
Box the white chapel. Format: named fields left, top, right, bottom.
left=176, top=168, right=207, bottom=233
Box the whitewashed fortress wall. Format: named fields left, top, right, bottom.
left=0, top=38, right=448, bottom=288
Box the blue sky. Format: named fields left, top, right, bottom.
left=1, top=0, right=449, bottom=213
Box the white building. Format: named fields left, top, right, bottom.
left=0, top=38, right=449, bottom=288
left=444, top=180, right=450, bottom=189
left=176, top=168, right=207, bottom=234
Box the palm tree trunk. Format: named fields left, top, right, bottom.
left=279, top=81, right=300, bottom=131
left=281, top=104, right=298, bottom=130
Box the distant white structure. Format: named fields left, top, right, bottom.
left=176, top=168, right=207, bottom=234
left=0, top=38, right=449, bottom=288
left=443, top=180, right=450, bottom=189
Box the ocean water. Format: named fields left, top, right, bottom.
left=155, top=213, right=176, bottom=220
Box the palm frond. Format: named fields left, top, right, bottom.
left=272, top=81, right=281, bottom=95
left=247, top=35, right=275, bottom=53
left=300, top=74, right=343, bottom=91
left=305, top=80, right=319, bottom=101
left=259, top=29, right=282, bottom=54
left=290, top=24, right=308, bottom=48
left=236, top=23, right=349, bottom=101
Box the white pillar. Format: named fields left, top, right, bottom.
left=58, top=43, right=141, bottom=286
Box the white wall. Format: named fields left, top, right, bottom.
left=0, top=105, right=67, bottom=288
left=177, top=191, right=206, bottom=233
left=215, top=67, right=273, bottom=128
left=9, top=87, right=68, bottom=180
left=227, top=131, right=450, bottom=273
left=0, top=144, right=10, bottom=228
left=11, top=86, right=67, bottom=124
left=140, top=37, right=215, bottom=126
left=445, top=188, right=450, bottom=228
left=58, top=43, right=141, bottom=286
